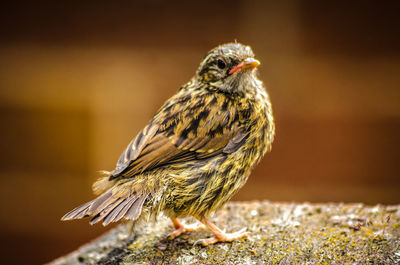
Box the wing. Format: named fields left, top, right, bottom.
left=110, top=90, right=246, bottom=180
left=112, top=120, right=160, bottom=176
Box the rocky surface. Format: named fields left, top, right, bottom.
left=49, top=201, right=400, bottom=264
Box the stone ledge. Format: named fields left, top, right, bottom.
left=49, top=201, right=400, bottom=264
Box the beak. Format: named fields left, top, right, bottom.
left=229, top=58, right=260, bottom=74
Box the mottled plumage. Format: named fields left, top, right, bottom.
left=62, top=42, right=275, bottom=245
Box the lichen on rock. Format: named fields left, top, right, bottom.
left=49, top=201, right=400, bottom=265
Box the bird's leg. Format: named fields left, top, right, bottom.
left=195, top=217, right=248, bottom=246
left=168, top=218, right=206, bottom=239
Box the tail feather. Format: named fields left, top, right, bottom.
left=125, top=195, right=147, bottom=220
left=89, top=198, right=123, bottom=225
left=87, top=190, right=113, bottom=214
left=90, top=193, right=148, bottom=226
left=61, top=190, right=112, bottom=220
left=62, top=190, right=149, bottom=226
left=113, top=197, right=139, bottom=221
left=61, top=203, right=91, bottom=220
left=102, top=197, right=136, bottom=226
left=91, top=193, right=120, bottom=216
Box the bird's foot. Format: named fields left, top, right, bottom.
left=169, top=218, right=206, bottom=239
left=196, top=227, right=248, bottom=246
left=195, top=217, right=248, bottom=246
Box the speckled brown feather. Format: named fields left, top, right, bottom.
left=62, top=42, right=275, bottom=227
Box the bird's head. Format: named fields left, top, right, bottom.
left=196, top=43, right=261, bottom=94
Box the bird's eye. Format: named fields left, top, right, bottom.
left=217, top=59, right=226, bottom=69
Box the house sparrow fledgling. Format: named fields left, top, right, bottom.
left=62, top=43, right=275, bottom=246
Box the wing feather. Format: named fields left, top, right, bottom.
left=110, top=91, right=246, bottom=180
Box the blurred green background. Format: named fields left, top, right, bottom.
left=0, top=0, right=399, bottom=264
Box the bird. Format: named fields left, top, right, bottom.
left=62, top=42, right=275, bottom=246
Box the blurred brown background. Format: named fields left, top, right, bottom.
left=0, top=0, right=399, bottom=264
